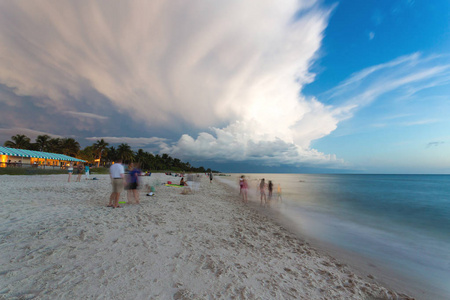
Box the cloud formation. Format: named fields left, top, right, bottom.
left=0, top=127, right=62, bottom=141
left=64, top=111, right=108, bottom=120
left=322, top=53, right=450, bottom=120
left=427, top=141, right=444, bottom=148
left=1, top=0, right=348, bottom=167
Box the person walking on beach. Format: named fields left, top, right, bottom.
left=241, top=176, right=248, bottom=203
left=239, top=175, right=244, bottom=195
left=260, top=178, right=267, bottom=205
left=209, top=172, right=213, bottom=183
left=127, top=163, right=141, bottom=204
left=84, top=164, right=90, bottom=180
left=67, top=163, right=73, bottom=182
left=75, top=163, right=83, bottom=182
left=109, top=159, right=125, bottom=208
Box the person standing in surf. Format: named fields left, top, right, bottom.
left=268, top=180, right=273, bottom=199
left=260, top=178, right=267, bottom=205
left=241, top=176, right=249, bottom=203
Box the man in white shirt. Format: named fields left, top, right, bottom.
left=108, top=160, right=125, bottom=208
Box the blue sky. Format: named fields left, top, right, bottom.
left=0, top=0, right=449, bottom=173
left=304, top=0, right=450, bottom=173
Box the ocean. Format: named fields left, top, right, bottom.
left=217, top=174, right=450, bottom=299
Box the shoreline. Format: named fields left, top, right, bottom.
left=216, top=175, right=445, bottom=300
left=1, top=174, right=414, bottom=299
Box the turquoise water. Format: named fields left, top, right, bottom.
left=219, top=174, right=450, bottom=298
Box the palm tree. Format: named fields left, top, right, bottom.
left=93, top=139, right=109, bottom=167
left=35, top=135, right=51, bottom=152
left=60, top=138, right=80, bottom=157
left=78, top=145, right=95, bottom=163
left=106, top=146, right=117, bottom=163
left=117, top=143, right=134, bottom=164
left=47, top=138, right=62, bottom=153
left=4, top=134, right=31, bottom=149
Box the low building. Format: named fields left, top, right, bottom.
left=0, top=146, right=86, bottom=168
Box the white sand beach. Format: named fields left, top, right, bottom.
left=0, top=174, right=413, bottom=299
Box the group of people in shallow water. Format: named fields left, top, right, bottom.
left=239, top=175, right=282, bottom=205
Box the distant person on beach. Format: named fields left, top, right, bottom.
left=75, top=163, right=83, bottom=182
left=260, top=178, right=267, bottom=204
left=241, top=176, right=248, bottom=203
left=127, top=163, right=141, bottom=204
left=268, top=180, right=273, bottom=199
left=239, top=176, right=244, bottom=195
left=179, top=177, right=192, bottom=194
left=209, top=172, right=213, bottom=183
left=67, top=163, right=73, bottom=182
left=109, top=160, right=125, bottom=208
left=85, top=164, right=90, bottom=180
left=277, top=184, right=282, bottom=202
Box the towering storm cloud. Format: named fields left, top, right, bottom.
left=0, top=0, right=345, bottom=167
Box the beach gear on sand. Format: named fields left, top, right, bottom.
left=165, top=183, right=183, bottom=187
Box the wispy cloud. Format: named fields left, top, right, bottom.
left=64, top=111, right=108, bottom=120
left=426, top=141, right=444, bottom=148
left=322, top=53, right=450, bottom=114
left=401, top=119, right=439, bottom=126
left=0, top=127, right=62, bottom=140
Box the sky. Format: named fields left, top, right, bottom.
left=0, top=0, right=449, bottom=173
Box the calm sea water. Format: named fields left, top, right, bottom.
left=217, top=174, right=450, bottom=298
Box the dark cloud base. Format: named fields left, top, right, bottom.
left=191, top=160, right=357, bottom=174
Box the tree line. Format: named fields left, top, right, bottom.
left=3, top=134, right=214, bottom=172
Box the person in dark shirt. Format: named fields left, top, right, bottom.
left=127, top=163, right=141, bottom=204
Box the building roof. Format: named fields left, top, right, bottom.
left=0, top=146, right=86, bottom=162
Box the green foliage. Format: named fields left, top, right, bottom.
left=89, top=167, right=110, bottom=174
left=78, top=146, right=95, bottom=163
left=3, top=134, right=31, bottom=149
left=93, top=139, right=109, bottom=167
left=117, top=143, right=134, bottom=163
left=60, top=138, right=80, bottom=157
left=35, top=134, right=51, bottom=151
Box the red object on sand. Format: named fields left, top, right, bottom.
left=168, top=181, right=172, bottom=184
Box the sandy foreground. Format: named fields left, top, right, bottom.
left=0, top=174, right=413, bottom=299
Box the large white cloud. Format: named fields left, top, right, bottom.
left=0, top=0, right=346, bottom=167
